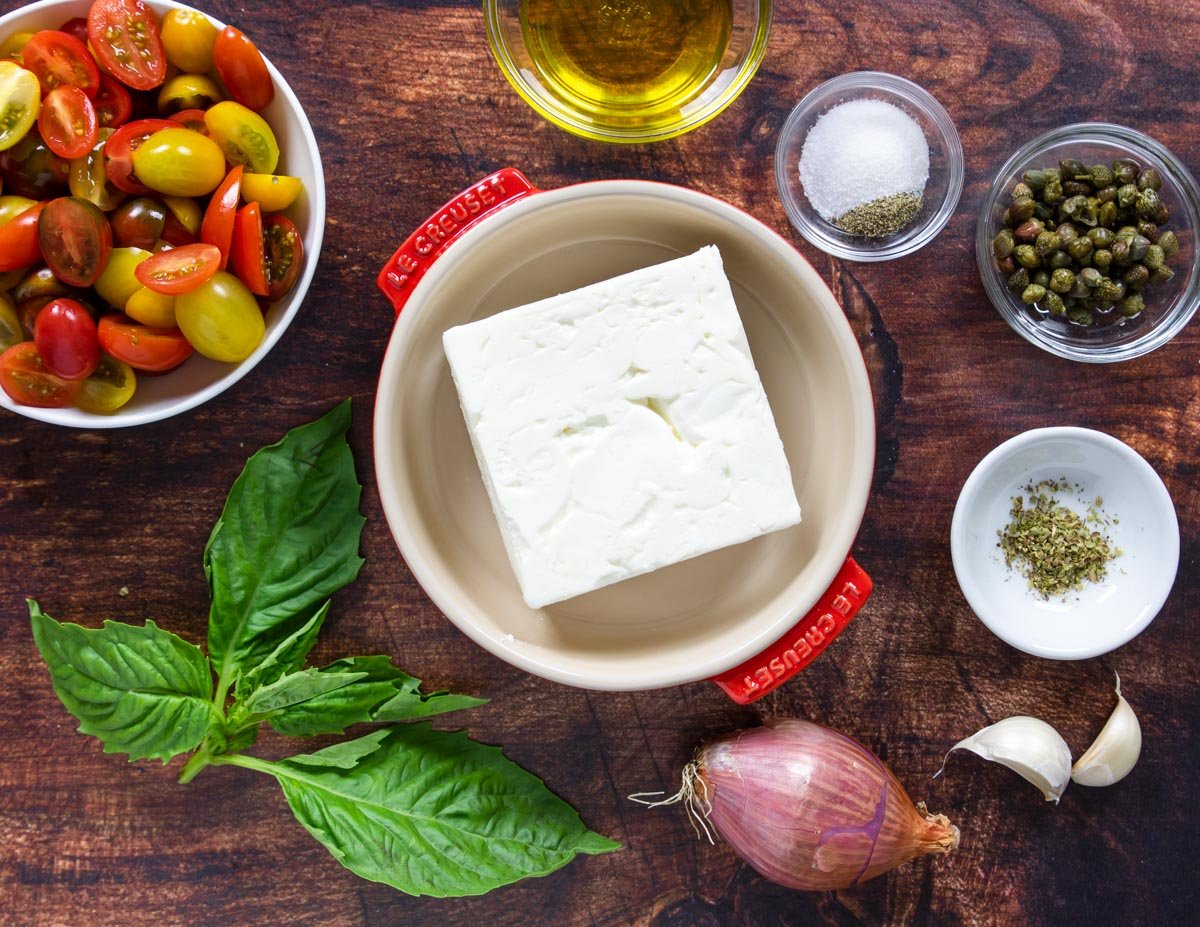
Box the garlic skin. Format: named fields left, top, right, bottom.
left=1072, top=673, right=1141, bottom=787
left=943, top=716, right=1072, bottom=803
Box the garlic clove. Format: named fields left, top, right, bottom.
left=1072, top=672, right=1142, bottom=787
left=942, top=715, right=1072, bottom=803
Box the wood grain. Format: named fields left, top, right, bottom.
left=1, top=1, right=1198, bottom=925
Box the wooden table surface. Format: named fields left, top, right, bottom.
left=2, top=1, right=1198, bottom=925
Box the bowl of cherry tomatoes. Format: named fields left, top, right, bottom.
left=0, top=0, right=324, bottom=427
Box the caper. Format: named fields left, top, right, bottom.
left=1091, top=164, right=1116, bottom=188
left=1022, top=169, right=1049, bottom=191
left=1043, top=291, right=1066, bottom=315
left=997, top=256, right=1016, bottom=274
left=1010, top=196, right=1037, bottom=222
left=1136, top=189, right=1162, bottom=220
left=1123, top=264, right=1150, bottom=289
left=1032, top=270, right=1051, bottom=287
left=1095, top=278, right=1125, bottom=303
left=1118, top=294, right=1145, bottom=317
left=1088, top=227, right=1115, bottom=247
left=1116, top=225, right=1138, bottom=240
left=993, top=229, right=1016, bottom=259
left=1021, top=284, right=1048, bottom=305
left=1056, top=223, right=1079, bottom=244
left=1138, top=167, right=1162, bottom=191
left=1033, top=203, right=1054, bottom=223
left=1112, top=158, right=1140, bottom=185
left=1079, top=267, right=1103, bottom=288
left=1063, top=180, right=1092, bottom=197
left=1015, top=219, right=1044, bottom=241
left=1127, top=234, right=1151, bottom=262
left=1011, top=181, right=1034, bottom=200
left=1136, top=220, right=1159, bottom=243
left=1049, top=268, right=1076, bottom=293
left=1098, top=201, right=1118, bottom=227
left=1096, top=185, right=1118, bottom=204
left=1008, top=268, right=1031, bottom=292
left=1092, top=248, right=1113, bottom=270
left=1068, top=278, right=1091, bottom=299
left=1150, top=265, right=1175, bottom=284
left=1035, top=230, right=1062, bottom=257
left=1060, top=195, right=1087, bottom=219
left=1158, top=229, right=1179, bottom=258
left=1116, top=183, right=1138, bottom=209
left=1041, top=176, right=1065, bottom=204
left=1059, top=158, right=1088, bottom=180
left=1049, top=251, right=1073, bottom=269
left=1154, top=204, right=1171, bottom=226
left=1143, top=244, right=1165, bottom=269
left=1067, top=305, right=1095, bottom=326
left=1110, top=239, right=1131, bottom=263
left=1067, top=237, right=1094, bottom=261
left=1013, top=245, right=1041, bottom=269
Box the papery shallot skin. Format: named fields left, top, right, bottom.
left=699, top=719, right=959, bottom=891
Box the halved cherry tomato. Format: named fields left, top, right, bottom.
left=93, top=75, right=132, bottom=128
left=87, top=0, right=167, bottom=92
left=39, top=85, right=99, bottom=159
left=103, top=117, right=174, bottom=194
left=74, top=351, right=135, bottom=412
left=213, top=26, right=274, bottom=112
left=169, top=107, right=208, bottom=135
left=35, top=296, right=99, bottom=379
left=230, top=200, right=268, bottom=296
left=264, top=214, right=303, bottom=300
left=0, top=61, right=41, bottom=152
left=201, top=164, right=241, bottom=270
left=134, top=242, right=219, bottom=295
left=0, top=201, right=45, bottom=272
left=22, top=31, right=100, bottom=98
left=204, top=101, right=278, bottom=174
left=38, top=196, right=113, bottom=287
left=97, top=313, right=192, bottom=371
left=0, top=134, right=70, bottom=197
left=69, top=127, right=125, bottom=211
left=240, top=173, right=301, bottom=211
left=0, top=341, right=81, bottom=407
left=58, top=18, right=91, bottom=46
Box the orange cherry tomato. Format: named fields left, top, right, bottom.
left=134, top=242, right=220, bottom=295
left=0, top=341, right=81, bottom=407
left=97, top=313, right=192, bottom=372
left=212, top=26, right=273, bottom=111
left=230, top=200, right=268, bottom=296
left=22, top=30, right=100, bottom=97
left=38, top=85, right=99, bottom=159
left=0, top=201, right=46, bottom=272
left=201, top=165, right=242, bottom=270
left=87, top=0, right=167, bottom=92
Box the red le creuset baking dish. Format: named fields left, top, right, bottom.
left=374, top=168, right=875, bottom=703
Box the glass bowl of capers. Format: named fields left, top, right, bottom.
left=978, top=123, right=1200, bottom=362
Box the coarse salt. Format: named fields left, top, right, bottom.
left=798, top=99, right=930, bottom=223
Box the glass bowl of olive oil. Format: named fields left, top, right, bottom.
left=484, top=0, right=772, bottom=143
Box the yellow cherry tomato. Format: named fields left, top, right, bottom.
left=0, top=61, right=40, bottom=152
left=240, top=173, right=302, bottom=211
left=0, top=292, right=22, bottom=350
left=94, top=247, right=152, bottom=310
left=175, top=271, right=264, bottom=362
left=157, top=73, right=223, bottom=115
left=0, top=194, right=37, bottom=226
left=74, top=354, right=137, bottom=414
left=132, top=128, right=227, bottom=197
left=126, top=286, right=177, bottom=327
left=163, top=195, right=203, bottom=235
left=70, top=129, right=126, bottom=212
left=204, top=101, right=279, bottom=174
left=161, top=9, right=218, bottom=74
left=0, top=33, right=33, bottom=62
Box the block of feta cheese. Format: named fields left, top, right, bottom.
left=442, top=245, right=801, bottom=609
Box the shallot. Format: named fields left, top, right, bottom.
left=632, top=719, right=959, bottom=891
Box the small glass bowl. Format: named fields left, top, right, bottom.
left=774, top=72, right=963, bottom=262
left=483, top=0, right=771, bottom=144
left=977, top=123, right=1200, bottom=363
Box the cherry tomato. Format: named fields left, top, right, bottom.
left=175, top=270, right=264, bottom=362
left=0, top=61, right=41, bottom=152
left=94, top=246, right=150, bottom=309
left=0, top=200, right=45, bottom=272
left=0, top=293, right=22, bottom=350
left=230, top=200, right=268, bottom=296
left=38, top=196, right=113, bottom=287
left=213, top=26, right=274, bottom=112
left=163, top=196, right=201, bottom=235
left=97, top=313, right=192, bottom=371
left=160, top=9, right=217, bottom=75
left=125, top=285, right=175, bottom=327
left=0, top=194, right=39, bottom=226
left=74, top=351, right=136, bottom=413
left=87, top=0, right=167, bottom=92
left=134, top=242, right=219, bottom=295
left=169, top=107, right=208, bottom=135
left=34, top=297, right=99, bottom=379
left=13, top=264, right=78, bottom=305
left=1, top=34, right=35, bottom=64
left=157, top=73, right=221, bottom=115
left=69, top=128, right=125, bottom=211
left=93, top=75, right=132, bottom=128
left=201, top=165, right=241, bottom=269
left=103, top=117, right=174, bottom=195
left=0, top=134, right=70, bottom=198
left=240, top=173, right=301, bottom=211
left=204, top=101, right=278, bottom=174
left=161, top=210, right=197, bottom=246
left=264, top=215, right=303, bottom=300
left=58, top=18, right=91, bottom=46
left=110, top=197, right=165, bottom=249
left=22, top=31, right=101, bottom=98
left=38, top=85, right=99, bottom=159
left=132, top=127, right=225, bottom=197
left=19, top=295, right=55, bottom=337
left=0, top=341, right=81, bottom=407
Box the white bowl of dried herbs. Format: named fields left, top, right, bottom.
left=951, top=427, right=1178, bottom=660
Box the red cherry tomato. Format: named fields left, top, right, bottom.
left=58, top=17, right=91, bottom=45
left=97, top=314, right=192, bottom=372
left=201, top=165, right=242, bottom=270
left=34, top=297, right=100, bottom=380
left=263, top=214, right=303, bottom=300
left=0, top=341, right=81, bottom=408
left=230, top=200, right=268, bottom=296
left=38, top=85, right=99, bottom=159
left=22, top=30, right=101, bottom=97
left=212, top=26, right=273, bottom=112
left=38, top=196, right=113, bottom=287
left=0, top=202, right=46, bottom=273
left=103, top=118, right=174, bottom=195
left=87, top=0, right=167, bottom=92
left=134, top=242, right=220, bottom=295
left=169, top=108, right=209, bottom=135
left=93, top=75, right=132, bottom=128
left=110, top=197, right=165, bottom=249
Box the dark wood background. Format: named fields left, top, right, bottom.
left=2, top=1, right=1197, bottom=925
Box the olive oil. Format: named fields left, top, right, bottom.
left=520, top=0, right=732, bottom=129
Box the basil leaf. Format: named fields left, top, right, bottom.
left=242, top=668, right=368, bottom=714
left=268, top=655, right=486, bottom=737
left=235, top=601, right=329, bottom=697
left=284, top=728, right=391, bottom=769
left=268, top=725, right=619, bottom=897
left=29, top=601, right=213, bottom=764
left=205, top=400, right=365, bottom=688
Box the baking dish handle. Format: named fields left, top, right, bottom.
left=710, top=557, right=872, bottom=704
left=377, top=167, right=539, bottom=315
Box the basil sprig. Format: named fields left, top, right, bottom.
left=29, top=400, right=617, bottom=897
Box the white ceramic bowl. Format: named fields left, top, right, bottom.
left=951, top=427, right=1179, bottom=659
left=0, top=0, right=325, bottom=428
